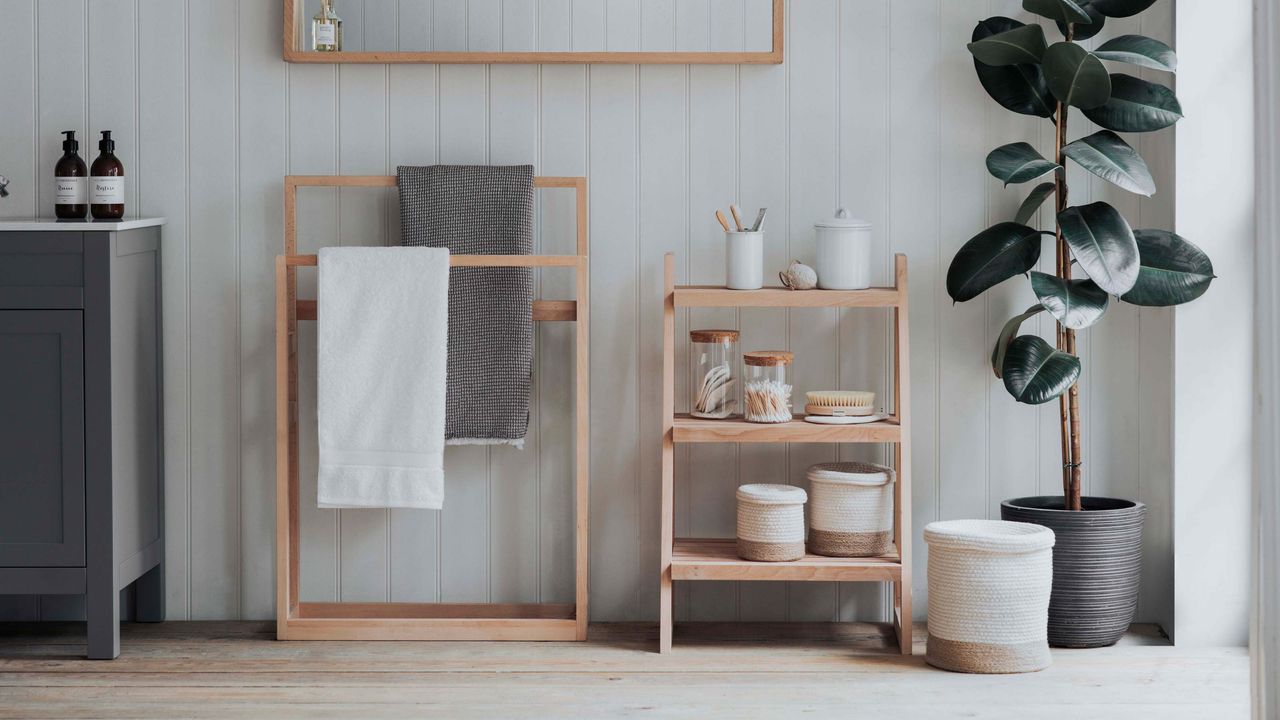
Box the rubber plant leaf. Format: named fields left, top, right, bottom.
left=987, top=142, right=1060, bottom=186
left=967, top=24, right=1048, bottom=66
left=946, top=222, right=1045, bottom=302
left=1082, top=74, right=1183, bottom=132
left=1058, top=201, right=1140, bottom=295
left=1042, top=41, right=1112, bottom=109
left=991, top=304, right=1045, bottom=378
left=972, top=17, right=1056, bottom=118
left=1002, top=335, right=1082, bottom=405
left=1015, top=182, right=1058, bottom=225
left=1063, top=130, right=1156, bottom=196
left=1056, top=1, right=1106, bottom=40
left=1094, top=34, right=1177, bottom=73
left=1030, top=271, right=1110, bottom=329
left=1120, top=229, right=1216, bottom=306
left=1088, top=0, right=1158, bottom=18
left=1023, top=0, right=1092, bottom=26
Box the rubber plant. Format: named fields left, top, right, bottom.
left=949, top=0, right=1213, bottom=511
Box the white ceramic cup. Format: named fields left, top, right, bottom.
left=725, top=231, right=764, bottom=290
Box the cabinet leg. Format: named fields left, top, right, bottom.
left=134, top=563, right=165, bottom=623
left=86, top=579, right=120, bottom=660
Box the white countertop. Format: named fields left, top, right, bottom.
left=0, top=217, right=166, bottom=231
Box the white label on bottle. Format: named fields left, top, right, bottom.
left=90, top=176, right=124, bottom=204
left=55, top=176, right=87, bottom=205
left=315, top=23, right=336, bottom=46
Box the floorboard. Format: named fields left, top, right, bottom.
left=0, top=622, right=1248, bottom=719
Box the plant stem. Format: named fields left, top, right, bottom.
left=1052, top=35, right=1084, bottom=512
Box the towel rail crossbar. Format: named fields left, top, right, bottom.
left=276, top=174, right=590, bottom=642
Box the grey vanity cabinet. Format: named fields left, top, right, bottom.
left=0, top=221, right=165, bottom=659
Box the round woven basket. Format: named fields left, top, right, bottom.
left=736, top=484, right=807, bottom=562
left=924, top=519, right=1056, bottom=674
left=806, top=462, right=895, bottom=557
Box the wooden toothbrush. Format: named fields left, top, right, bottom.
left=715, top=210, right=732, bottom=232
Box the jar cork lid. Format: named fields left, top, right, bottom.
left=744, top=350, right=794, bottom=367
left=690, top=329, right=740, bottom=343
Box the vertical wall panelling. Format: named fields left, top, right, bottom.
left=588, top=63, right=641, bottom=620
left=537, top=65, right=587, bottom=605
left=0, top=0, right=1179, bottom=625
left=783, top=0, right=839, bottom=621
left=685, top=60, right=739, bottom=621
left=288, top=58, right=339, bottom=602
left=488, top=63, right=541, bottom=604
left=469, top=0, right=502, bottom=52
left=186, top=0, right=240, bottom=619
left=0, top=0, right=36, bottom=220
left=888, top=0, right=941, bottom=617
left=386, top=63, right=441, bottom=602
left=637, top=64, right=689, bottom=621
left=502, top=0, right=537, bottom=52
left=137, top=0, right=191, bottom=620
left=936, top=0, right=989, bottom=527
left=437, top=63, right=490, bottom=603
left=605, top=0, right=640, bottom=52
left=1134, top=0, right=1175, bottom=629
left=835, top=0, right=890, bottom=621
left=237, top=0, right=288, bottom=620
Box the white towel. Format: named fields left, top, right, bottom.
left=317, top=246, right=450, bottom=509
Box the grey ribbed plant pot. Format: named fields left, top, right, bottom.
left=1000, top=496, right=1146, bottom=649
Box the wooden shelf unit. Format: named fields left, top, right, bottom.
left=658, top=253, right=913, bottom=654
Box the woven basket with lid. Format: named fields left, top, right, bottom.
left=736, top=484, right=807, bottom=562
left=806, top=462, right=895, bottom=557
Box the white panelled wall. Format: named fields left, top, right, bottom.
left=0, top=0, right=1175, bottom=626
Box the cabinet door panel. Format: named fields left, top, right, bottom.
left=0, top=310, right=85, bottom=566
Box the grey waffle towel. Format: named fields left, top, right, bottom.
left=398, top=164, right=534, bottom=447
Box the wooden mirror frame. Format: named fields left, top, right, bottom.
left=283, top=0, right=783, bottom=64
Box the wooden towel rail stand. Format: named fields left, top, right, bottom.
left=275, top=175, right=589, bottom=641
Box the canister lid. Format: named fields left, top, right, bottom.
left=737, top=483, right=807, bottom=505
left=815, top=208, right=871, bottom=230
left=744, top=350, right=794, bottom=366
left=690, top=329, right=740, bottom=343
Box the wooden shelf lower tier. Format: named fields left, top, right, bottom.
left=674, top=285, right=902, bottom=308
left=673, top=414, right=901, bottom=443
left=671, top=539, right=902, bottom=582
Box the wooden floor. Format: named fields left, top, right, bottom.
left=0, top=621, right=1247, bottom=719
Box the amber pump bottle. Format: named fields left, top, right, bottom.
left=90, top=130, right=125, bottom=220
left=54, top=130, right=88, bottom=219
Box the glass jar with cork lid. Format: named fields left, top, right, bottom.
left=743, top=351, right=794, bottom=423
left=690, top=329, right=740, bottom=419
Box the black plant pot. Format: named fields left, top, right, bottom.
left=1000, top=496, right=1146, bottom=648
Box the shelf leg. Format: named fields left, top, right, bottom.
left=659, top=252, right=676, bottom=654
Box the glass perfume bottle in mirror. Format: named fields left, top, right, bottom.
left=312, top=0, right=342, bottom=52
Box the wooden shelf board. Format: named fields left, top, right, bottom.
left=671, top=539, right=902, bottom=582
left=673, top=285, right=901, bottom=308
left=673, top=414, right=901, bottom=443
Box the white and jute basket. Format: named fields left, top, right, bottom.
left=806, top=462, right=895, bottom=557
left=736, top=484, right=807, bottom=562
left=924, top=519, right=1056, bottom=674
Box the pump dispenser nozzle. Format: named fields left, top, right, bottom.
left=98, top=130, right=114, bottom=152
left=62, top=131, right=78, bottom=152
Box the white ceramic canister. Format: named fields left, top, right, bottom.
left=814, top=209, right=872, bottom=290
left=725, top=230, right=764, bottom=290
